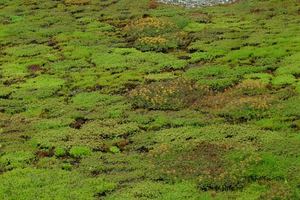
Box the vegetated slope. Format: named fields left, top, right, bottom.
left=0, top=0, right=300, bottom=199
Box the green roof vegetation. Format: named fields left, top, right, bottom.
left=0, top=0, right=299, bottom=199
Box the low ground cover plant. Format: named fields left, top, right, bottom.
left=0, top=0, right=299, bottom=199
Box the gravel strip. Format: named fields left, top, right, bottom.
left=157, top=0, right=237, bottom=7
